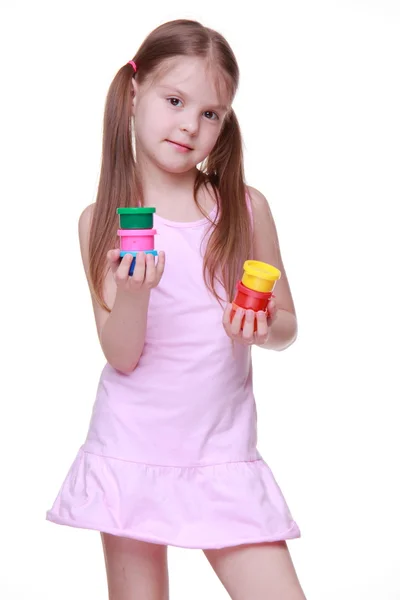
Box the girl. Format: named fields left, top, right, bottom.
left=47, top=19, right=306, bottom=600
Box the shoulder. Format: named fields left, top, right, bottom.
left=78, top=202, right=95, bottom=237
left=78, top=203, right=95, bottom=275
left=246, top=185, right=278, bottom=245
left=246, top=185, right=274, bottom=225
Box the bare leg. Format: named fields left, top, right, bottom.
left=101, top=533, right=169, bottom=600
left=204, top=541, right=306, bottom=600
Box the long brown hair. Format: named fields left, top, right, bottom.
left=89, top=19, right=252, bottom=311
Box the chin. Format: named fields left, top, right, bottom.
left=165, top=164, right=197, bottom=174
left=157, top=157, right=199, bottom=175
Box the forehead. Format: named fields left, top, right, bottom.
left=151, top=56, right=233, bottom=107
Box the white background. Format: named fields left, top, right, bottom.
left=1, top=0, right=399, bottom=598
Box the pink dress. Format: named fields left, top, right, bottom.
left=46, top=203, right=301, bottom=549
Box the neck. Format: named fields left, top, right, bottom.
left=136, top=153, right=198, bottom=206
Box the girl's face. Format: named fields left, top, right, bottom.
left=131, top=56, right=232, bottom=174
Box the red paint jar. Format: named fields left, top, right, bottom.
left=230, top=281, right=273, bottom=331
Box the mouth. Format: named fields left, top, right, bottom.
left=166, top=140, right=193, bottom=150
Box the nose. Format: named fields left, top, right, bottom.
left=179, top=117, right=199, bottom=136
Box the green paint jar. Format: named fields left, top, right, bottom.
left=117, top=207, right=155, bottom=229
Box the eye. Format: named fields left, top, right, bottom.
left=204, top=111, right=219, bottom=121
left=167, top=97, right=183, bottom=107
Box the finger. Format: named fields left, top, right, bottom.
left=115, top=252, right=133, bottom=281
left=230, top=307, right=245, bottom=336
left=107, top=249, right=122, bottom=275
left=255, top=310, right=269, bottom=343
left=131, top=252, right=146, bottom=284
left=144, top=253, right=156, bottom=286
left=223, top=303, right=233, bottom=328
left=155, top=251, right=166, bottom=282
left=242, top=310, right=255, bottom=343
left=267, top=299, right=276, bottom=320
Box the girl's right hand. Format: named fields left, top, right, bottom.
left=106, top=250, right=166, bottom=293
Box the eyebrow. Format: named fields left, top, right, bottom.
left=158, top=84, right=229, bottom=111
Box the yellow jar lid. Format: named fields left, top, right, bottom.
left=243, top=260, right=281, bottom=281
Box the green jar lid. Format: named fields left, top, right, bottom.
left=116, top=207, right=156, bottom=215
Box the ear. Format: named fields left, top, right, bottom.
left=131, top=77, right=139, bottom=116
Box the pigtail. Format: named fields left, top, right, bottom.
left=199, top=109, right=252, bottom=303
left=88, top=63, right=141, bottom=311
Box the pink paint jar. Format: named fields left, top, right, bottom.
left=117, top=229, right=157, bottom=251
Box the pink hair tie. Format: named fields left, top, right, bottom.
left=128, top=60, right=137, bottom=72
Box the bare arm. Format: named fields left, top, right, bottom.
left=78, top=204, right=165, bottom=373
left=100, top=285, right=151, bottom=374
left=247, top=186, right=298, bottom=351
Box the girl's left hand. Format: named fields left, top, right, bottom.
left=222, top=299, right=278, bottom=346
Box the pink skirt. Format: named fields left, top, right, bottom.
left=46, top=447, right=300, bottom=549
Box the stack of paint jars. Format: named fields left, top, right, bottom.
left=116, top=207, right=158, bottom=276
left=230, top=260, right=281, bottom=331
